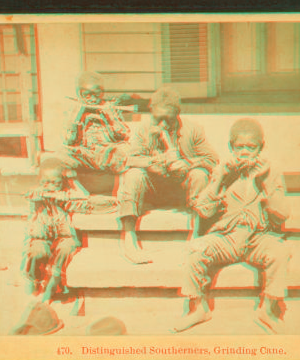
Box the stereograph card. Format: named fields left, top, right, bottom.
left=0, top=13, right=299, bottom=360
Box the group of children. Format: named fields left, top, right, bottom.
left=20, top=71, right=291, bottom=334
left=22, top=71, right=131, bottom=302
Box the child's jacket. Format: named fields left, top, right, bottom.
left=62, top=101, right=130, bottom=172
left=195, top=160, right=290, bottom=235
left=127, top=116, right=218, bottom=174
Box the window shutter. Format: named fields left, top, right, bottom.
left=161, top=23, right=217, bottom=98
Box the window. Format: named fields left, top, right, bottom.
left=0, top=24, right=42, bottom=168
left=221, top=22, right=300, bottom=93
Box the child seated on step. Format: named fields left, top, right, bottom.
left=173, top=118, right=291, bottom=335
left=60, top=71, right=131, bottom=174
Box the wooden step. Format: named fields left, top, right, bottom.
left=73, top=209, right=192, bottom=231
left=66, top=238, right=300, bottom=289
left=72, top=196, right=300, bottom=232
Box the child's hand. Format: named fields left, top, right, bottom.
left=219, top=158, right=241, bottom=178
left=252, top=160, right=270, bottom=191
left=64, top=123, right=79, bottom=145
left=237, top=158, right=257, bottom=171
left=127, top=156, right=153, bottom=168
left=253, top=159, right=270, bottom=179
left=220, top=158, right=257, bottom=178
left=28, top=241, right=52, bottom=258
left=148, top=162, right=168, bottom=176
left=113, top=93, right=132, bottom=105
left=150, top=120, right=168, bottom=136
left=167, top=159, right=190, bottom=178
left=41, top=190, right=66, bottom=200
left=162, top=149, right=181, bottom=167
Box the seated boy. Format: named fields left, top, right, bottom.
left=118, top=87, right=218, bottom=264
left=21, top=158, right=95, bottom=302
left=60, top=71, right=131, bottom=174
left=173, top=118, right=291, bottom=334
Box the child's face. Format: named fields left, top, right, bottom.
left=232, top=133, right=261, bottom=162
left=79, top=83, right=104, bottom=105
left=39, top=168, right=63, bottom=192
left=151, top=105, right=179, bottom=130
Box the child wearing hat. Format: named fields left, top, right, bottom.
left=173, top=118, right=291, bottom=334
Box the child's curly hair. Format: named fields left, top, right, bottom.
left=230, top=118, right=264, bottom=146
left=149, top=86, right=181, bottom=113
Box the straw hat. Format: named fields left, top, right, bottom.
left=9, top=301, right=64, bottom=335
left=86, top=316, right=127, bottom=336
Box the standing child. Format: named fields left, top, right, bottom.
left=173, top=118, right=291, bottom=334
left=21, top=158, right=92, bottom=302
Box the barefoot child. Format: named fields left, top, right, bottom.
left=21, top=158, right=92, bottom=302
left=174, top=118, right=291, bottom=334
left=118, top=87, right=217, bottom=264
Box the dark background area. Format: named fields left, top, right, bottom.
left=1, top=0, right=300, bottom=13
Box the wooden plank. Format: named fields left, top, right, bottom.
left=84, top=33, right=156, bottom=53
left=0, top=122, right=43, bottom=136
left=85, top=53, right=159, bottom=72
left=83, top=22, right=158, bottom=34
left=101, top=73, right=157, bottom=92
left=72, top=210, right=191, bottom=231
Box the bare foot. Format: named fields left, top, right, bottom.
left=171, top=307, right=212, bottom=333
left=255, top=307, right=284, bottom=334
left=123, top=231, right=152, bottom=264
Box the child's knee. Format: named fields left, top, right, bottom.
left=189, top=235, right=214, bottom=254
left=56, top=237, right=77, bottom=257
left=122, top=168, right=148, bottom=184
left=272, top=243, right=291, bottom=265
left=28, top=239, right=51, bottom=260
left=188, top=243, right=211, bottom=268
left=187, top=168, right=209, bottom=189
